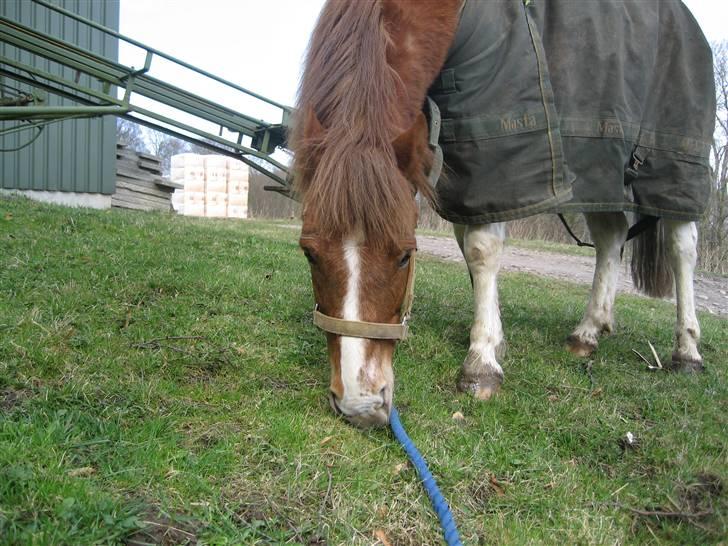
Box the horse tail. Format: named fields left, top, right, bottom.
left=630, top=215, right=674, bottom=298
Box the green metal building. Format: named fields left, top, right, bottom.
left=1, top=0, right=119, bottom=208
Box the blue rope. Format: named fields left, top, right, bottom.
left=389, top=407, right=463, bottom=546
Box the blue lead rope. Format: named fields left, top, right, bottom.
left=389, top=407, right=463, bottom=546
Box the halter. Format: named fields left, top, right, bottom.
left=307, top=98, right=438, bottom=342
left=313, top=251, right=417, bottom=341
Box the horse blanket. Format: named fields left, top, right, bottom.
left=428, top=0, right=716, bottom=224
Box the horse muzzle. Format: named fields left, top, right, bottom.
left=329, top=390, right=391, bottom=428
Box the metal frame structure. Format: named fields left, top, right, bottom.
left=0, top=0, right=293, bottom=192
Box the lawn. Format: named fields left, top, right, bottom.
left=0, top=197, right=725, bottom=545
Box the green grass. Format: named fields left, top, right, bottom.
left=1, top=196, right=726, bottom=545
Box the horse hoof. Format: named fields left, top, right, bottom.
left=457, top=350, right=504, bottom=400
left=670, top=354, right=704, bottom=373
left=565, top=334, right=596, bottom=358
left=457, top=370, right=503, bottom=400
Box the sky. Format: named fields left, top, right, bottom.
left=118, top=0, right=728, bottom=135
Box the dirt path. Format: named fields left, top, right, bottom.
left=416, top=234, right=728, bottom=317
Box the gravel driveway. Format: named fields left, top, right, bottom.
left=416, top=234, right=728, bottom=317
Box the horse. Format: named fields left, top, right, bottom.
left=289, top=0, right=715, bottom=428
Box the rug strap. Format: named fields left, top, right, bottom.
left=557, top=213, right=595, bottom=248
left=424, top=97, right=444, bottom=188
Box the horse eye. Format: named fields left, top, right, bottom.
left=398, top=250, right=412, bottom=268
left=303, top=248, right=317, bottom=265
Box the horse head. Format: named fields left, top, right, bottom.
left=296, top=110, right=430, bottom=427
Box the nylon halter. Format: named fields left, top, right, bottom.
left=313, top=251, right=417, bottom=341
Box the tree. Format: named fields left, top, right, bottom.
left=144, top=129, right=192, bottom=177
left=699, top=41, right=728, bottom=274
left=116, top=118, right=147, bottom=153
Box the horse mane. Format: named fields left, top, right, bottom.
left=290, top=0, right=435, bottom=245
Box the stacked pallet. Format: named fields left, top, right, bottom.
left=170, top=154, right=249, bottom=218
left=113, top=144, right=181, bottom=211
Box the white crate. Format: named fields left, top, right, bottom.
left=171, top=153, right=204, bottom=168
left=171, top=189, right=185, bottom=213
left=171, top=165, right=205, bottom=183
left=183, top=179, right=205, bottom=193
left=205, top=178, right=228, bottom=193
left=205, top=192, right=228, bottom=217
left=228, top=180, right=248, bottom=195
left=227, top=205, right=248, bottom=218
left=227, top=169, right=249, bottom=182
left=228, top=192, right=247, bottom=206
left=183, top=191, right=206, bottom=217
left=228, top=158, right=246, bottom=172
left=204, top=155, right=229, bottom=170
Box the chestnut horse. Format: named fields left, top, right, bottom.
left=290, top=0, right=711, bottom=427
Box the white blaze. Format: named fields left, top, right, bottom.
left=338, top=239, right=370, bottom=411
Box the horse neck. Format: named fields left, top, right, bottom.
left=382, top=0, right=462, bottom=128
left=294, top=1, right=462, bottom=243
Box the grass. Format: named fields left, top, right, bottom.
left=0, top=196, right=726, bottom=545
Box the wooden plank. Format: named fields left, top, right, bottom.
left=116, top=149, right=143, bottom=162
left=111, top=198, right=168, bottom=212
left=114, top=148, right=181, bottom=209
left=116, top=179, right=174, bottom=200
left=111, top=194, right=170, bottom=212
left=138, top=158, right=163, bottom=174
left=116, top=167, right=167, bottom=185
left=112, top=197, right=152, bottom=211
left=114, top=186, right=169, bottom=203
left=154, top=178, right=183, bottom=190
left=116, top=165, right=157, bottom=183
left=113, top=188, right=170, bottom=208
left=117, top=172, right=170, bottom=188
left=137, top=151, right=161, bottom=162
left=112, top=198, right=153, bottom=211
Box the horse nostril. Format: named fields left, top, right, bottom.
left=379, top=386, right=390, bottom=405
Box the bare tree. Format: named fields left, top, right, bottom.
left=699, top=41, right=728, bottom=274
left=116, top=118, right=147, bottom=153
left=144, top=129, right=191, bottom=177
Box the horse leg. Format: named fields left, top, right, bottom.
left=453, top=223, right=465, bottom=253
left=566, top=212, right=628, bottom=357
left=457, top=222, right=506, bottom=400
left=664, top=220, right=703, bottom=371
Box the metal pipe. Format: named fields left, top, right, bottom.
left=31, top=0, right=292, bottom=113
left=0, top=106, right=127, bottom=120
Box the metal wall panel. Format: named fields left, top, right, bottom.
left=0, top=0, right=119, bottom=195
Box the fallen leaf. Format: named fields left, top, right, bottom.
left=591, top=387, right=603, bottom=397
left=320, top=435, right=334, bottom=446
left=452, top=411, right=465, bottom=421
left=489, top=474, right=505, bottom=496
left=68, top=466, right=95, bottom=478
left=393, top=462, right=409, bottom=474
left=374, top=529, right=393, bottom=546
left=4, top=213, right=12, bottom=220
left=548, top=394, right=559, bottom=402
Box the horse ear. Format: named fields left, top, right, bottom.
left=392, top=112, right=428, bottom=176
left=303, top=107, right=325, bottom=142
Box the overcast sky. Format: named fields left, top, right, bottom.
left=118, top=0, right=728, bottom=130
